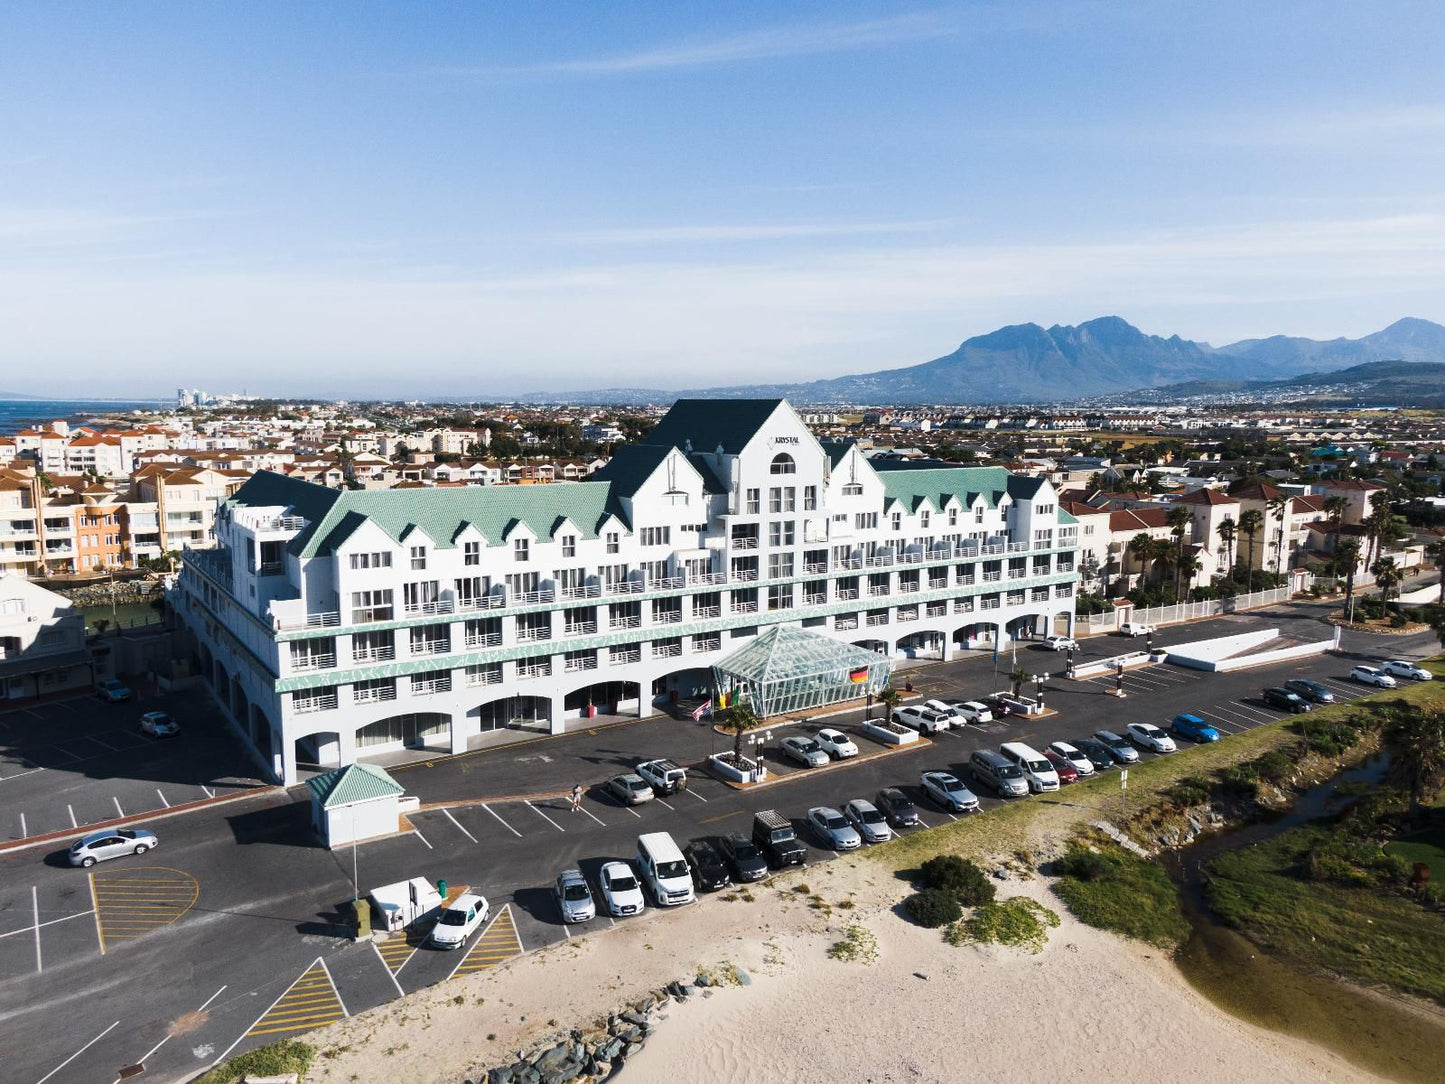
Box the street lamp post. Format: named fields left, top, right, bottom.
left=1035, top=672, right=1047, bottom=711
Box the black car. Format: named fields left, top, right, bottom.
left=979, top=693, right=1014, bottom=717
left=1284, top=678, right=1334, bottom=705
left=717, top=833, right=768, bottom=882
left=1073, top=737, right=1120, bottom=770
left=874, top=787, right=919, bottom=828
left=683, top=839, right=732, bottom=891
left=1262, top=687, right=1312, bottom=714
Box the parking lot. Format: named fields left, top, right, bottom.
left=0, top=684, right=267, bottom=844
left=0, top=603, right=1436, bottom=1084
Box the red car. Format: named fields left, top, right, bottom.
left=1043, top=749, right=1080, bottom=784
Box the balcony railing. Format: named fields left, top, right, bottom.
left=866, top=613, right=889, bottom=627
left=980, top=598, right=1001, bottom=610
left=610, top=647, right=641, bottom=665
left=653, top=610, right=683, bottom=624
left=564, top=655, right=599, bottom=672
left=559, top=584, right=602, bottom=600
left=730, top=569, right=759, bottom=582
left=898, top=551, right=923, bottom=564
left=562, top=622, right=596, bottom=637
left=730, top=536, right=758, bottom=550
left=352, top=646, right=396, bottom=662
left=926, top=604, right=947, bottom=617
left=290, top=653, right=336, bottom=671
left=650, top=575, right=685, bottom=590
left=410, top=639, right=453, bottom=656
left=1007, top=541, right=1029, bottom=553
left=457, top=594, right=506, bottom=611
left=835, top=588, right=859, bottom=601
left=954, top=598, right=974, bottom=612
left=1056, top=562, right=1075, bottom=573
left=981, top=571, right=1001, bottom=582
left=652, top=641, right=683, bottom=658
left=404, top=599, right=454, bottom=616
left=609, top=615, right=641, bottom=630
left=899, top=580, right=920, bottom=593
left=834, top=556, right=863, bottom=570
left=897, top=608, right=919, bottom=622
left=692, top=605, right=720, bottom=619
left=865, top=554, right=894, bottom=567
left=1007, top=570, right=1026, bottom=580
left=353, top=685, right=397, bottom=704
left=804, top=593, right=826, bottom=606
left=515, top=627, right=552, bottom=642
left=1034, top=539, right=1052, bottom=550
left=513, top=588, right=556, bottom=605
left=464, top=632, right=503, bottom=648
left=293, top=693, right=338, bottom=714
left=693, top=635, right=721, bottom=652
left=606, top=580, right=644, bottom=595
left=411, top=677, right=452, bottom=696
left=692, top=572, right=728, bottom=586
left=803, top=562, right=828, bottom=575
left=731, top=601, right=759, bottom=614
left=867, top=585, right=890, bottom=597
left=834, top=617, right=859, bottom=630
left=467, top=667, right=503, bottom=686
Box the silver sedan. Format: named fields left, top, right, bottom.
left=782, top=736, right=830, bottom=768
left=553, top=868, right=596, bottom=923
left=807, top=806, right=862, bottom=850
left=843, top=799, right=893, bottom=843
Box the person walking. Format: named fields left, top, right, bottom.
left=570, top=783, right=583, bottom=813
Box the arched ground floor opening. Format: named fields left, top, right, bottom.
left=355, top=712, right=451, bottom=753
left=294, top=729, right=343, bottom=771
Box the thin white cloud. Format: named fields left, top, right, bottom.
left=441, top=13, right=954, bottom=76
left=561, top=218, right=959, bottom=245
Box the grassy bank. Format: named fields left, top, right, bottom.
left=196, top=1039, right=315, bottom=1084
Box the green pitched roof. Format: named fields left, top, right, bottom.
left=226, top=472, right=623, bottom=556
left=877, top=465, right=1012, bottom=512
left=642, top=398, right=785, bottom=455
left=305, top=763, right=404, bottom=809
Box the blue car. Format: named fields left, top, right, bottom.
left=97, top=678, right=133, bottom=704
left=1171, top=713, right=1220, bottom=743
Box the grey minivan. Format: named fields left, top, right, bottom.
left=969, top=750, right=1030, bottom=798
left=69, top=828, right=158, bottom=867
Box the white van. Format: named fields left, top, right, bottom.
left=999, top=742, right=1060, bottom=793
left=636, top=831, right=695, bottom=906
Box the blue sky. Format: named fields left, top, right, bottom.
left=2, top=1, right=1443, bottom=397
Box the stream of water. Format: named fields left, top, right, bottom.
left=1165, top=756, right=1445, bottom=1082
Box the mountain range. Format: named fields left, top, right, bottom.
left=513, top=316, right=1445, bottom=405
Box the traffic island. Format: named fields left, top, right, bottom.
left=699, top=731, right=933, bottom=792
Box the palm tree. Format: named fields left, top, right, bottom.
left=1167, top=505, right=1192, bottom=597
left=1324, top=495, right=1348, bottom=532
left=1127, top=533, right=1155, bottom=584
left=1176, top=551, right=1202, bottom=598
left=1009, top=665, right=1030, bottom=699
left=1336, top=538, right=1362, bottom=623
left=1239, top=509, right=1264, bottom=588
left=1426, top=538, right=1445, bottom=605
left=877, top=686, right=901, bottom=720
left=1267, top=494, right=1290, bottom=574
left=1426, top=604, right=1445, bottom=652
left=717, top=701, right=759, bottom=765
left=1217, top=516, right=1237, bottom=579
left=1372, top=556, right=1402, bottom=607
left=1382, top=706, right=1445, bottom=818
left=1362, top=497, right=1393, bottom=571
left=1149, top=538, right=1176, bottom=593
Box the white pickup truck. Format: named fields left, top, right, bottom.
left=369, top=877, right=442, bottom=932
left=636, top=758, right=688, bottom=795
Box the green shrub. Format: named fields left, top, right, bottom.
left=1054, top=841, right=1190, bottom=948
left=1054, top=846, right=1119, bottom=882
left=919, top=855, right=996, bottom=906
left=1167, top=776, right=1211, bottom=807
left=1220, top=763, right=1260, bottom=797
left=904, top=888, right=963, bottom=928
left=1255, top=748, right=1297, bottom=785
left=197, top=1040, right=316, bottom=1084
left=946, top=897, right=1061, bottom=953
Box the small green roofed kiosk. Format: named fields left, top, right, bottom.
left=710, top=626, right=892, bottom=719
left=306, top=763, right=406, bottom=848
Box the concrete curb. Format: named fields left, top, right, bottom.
left=698, top=734, right=932, bottom=793
left=0, top=784, right=282, bottom=856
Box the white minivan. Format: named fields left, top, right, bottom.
left=999, top=741, right=1061, bottom=793
left=637, top=831, right=695, bottom=907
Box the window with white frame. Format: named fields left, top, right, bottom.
left=920, top=510, right=930, bottom=528
left=561, top=534, right=576, bottom=558
left=640, top=526, right=670, bottom=546
left=605, top=531, right=619, bottom=554
left=948, top=508, right=958, bottom=526
left=410, top=545, right=427, bottom=570
left=513, top=537, right=530, bottom=562
left=770, top=453, right=796, bottom=474
left=745, top=488, right=760, bottom=514
left=768, top=520, right=795, bottom=547
left=463, top=540, right=480, bottom=565
left=349, top=551, right=392, bottom=569
left=803, top=485, right=817, bottom=511
left=842, top=482, right=863, bottom=496
left=855, top=512, right=877, bottom=530
left=891, top=511, right=902, bottom=531
left=975, top=506, right=985, bottom=523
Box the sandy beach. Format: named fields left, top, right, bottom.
left=304, top=856, right=1382, bottom=1084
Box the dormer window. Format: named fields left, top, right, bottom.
left=513, top=538, right=530, bottom=562
left=890, top=512, right=902, bottom=531
left=409, top=545, right=426, bottom=570
left=770, top=453, right=796, bottom=475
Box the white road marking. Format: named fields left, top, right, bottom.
left=442, top=808, right=477, bottom=842
left=31, top=886, right=41, bottom=973
left=625, top=804, right=642, bottom=819
left=374, top=943, right=408, bottom=996
left=481, top=803, right=522, bottom=838
left=89, top=872, right=104, bottom=954
left=0, top=766, right=45, bottom=782
left=67, top=804, right=77, bottom=828
left=113, top=986, right=229, bottom=1084
left=1212, top=704, right=1270, bottom=727
left=319, top=956, right=349, bottom=1017
left=88, top=734, right=120, bottom=751
left=684, top=788, right=709, bottom=803
left=20, top=812, right=27, bottom=837
left=561, top=923, right=572, bottom=939
left=526, top=801, right=566, bottom=832
left=35, top=1019, right=120, bottom=1083
left=156, top=788, right=171, bottom=808
left=112, top=796, right=124, bottom=818
left=1197, top=710, right=1247, bottom=734
left=201, top=785, right=216, bottom=798
left=412, top=828, right=434, bottom=849
left=655, top=797, right=676, bottom=811
left=579, top=805, right=606, bottom=827
left=0, top=908, right=94, bottom=940
left=212, top=960, right=324, bottom=1067
left=1233, top=702, right=1285, bottom=722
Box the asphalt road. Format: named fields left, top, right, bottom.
left=0, top=603, right=1436, bottom=1084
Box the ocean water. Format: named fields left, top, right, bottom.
left=0, top=399, right=168, bottom=435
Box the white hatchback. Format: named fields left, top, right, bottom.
left=1126, top=722, right=1176, bottom=753
left=429, top=893, right=490, bottom=949
left=815, top=728, right=860, bottom=759
left=599, top=860, right=646, bottom=917
left=1046, top=740, right=1095, bottom=776
left=1382, top=660, right=1432, bottom=682
left=1351, top=665, right=1397, bottom=688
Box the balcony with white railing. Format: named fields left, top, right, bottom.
left=692, top=605, right=720, bottom=620
left=457, top=593, right=506, bottom=611
left=899, top=551, right=923, bottom=564
left=515, top=627, right=553, bottom=643
left=412, top=676, right=452, bottom=696
left=926, top=603, right=947, bottom=617
left=835, top=588, right=859, bottom=601
left=867, top=585, right=890, bottom=597
left=692, top=635, right=721, bottom=653
left=730, top=569, right=759, bottom=582
left=653, top=610, right=683, bottom=624
left=466, top=666, right=503, bottom=687
left=730, top=536, right=758, bottom=550
left=899, top=580, right=921, bottom=594
left=803, top=561, right=828, bottom=575
left=834, top=616, right=859, bottom=630
left=353, top=685, right=397, bottom=704
left=1007, top=570, right=1026, bottom=580
left=804, top=593, right=827, bottom=607
left=980, top=598, right=1001, bottom=610
left=559, top=583, right=602, bottom=601
left=835, top=555, right=863, bottom=570
left=897, top=608, right=919, bottom=622
left=652, top=641, right=683, bottom=659
left=730, top=601, right=759, bottom=614
left=692, top=571, right=728, bottom=586
left=293, top=692, right=338, bottom=714
left=866, top=613, right=889, bottom=627
left=1034, top=539, right=1052, bottom=551
left=954, top=598, right=974, bottom=612
left=352, top=646, right=396, bottom=663
left=404, top=599, right=455, bottom=617
left=1007, top=541, right=1029, bottom=553
left=607, top=580, right=644, bottom=595
left=650, top=575, right=685, bottom=590
left=562, top=622, right=597, bottom=637
left=290, top=653, right=336, bottom=672
left=609, top=615, right=641, bottom=630
left=1056, top=561, right=1075, bottom=573
left=610, top=646, right=641, bottom=665
left=981, top=571, right=1002, bottom=582
left=865, top=554, right=894, bottom=567
left=564, top=654, right=599, bottom=672
left=410, top=639, right=453, bottom=656
left=513, top=588, right=556, bottom=606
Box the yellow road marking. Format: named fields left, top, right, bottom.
left=90, top=867, right=198, bottom=951
left=449, top=905, right=522, bottom=978
left=375, top=931, right=422, bottom=975
left=244, top=958, right=347, bottom=1038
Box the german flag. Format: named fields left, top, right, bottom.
left=848, top=666, right=870, bottom=684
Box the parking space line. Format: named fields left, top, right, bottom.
left=481, top=803, right=522, bottom=838
left=1197, top=710, right=1247, bottom=734
left=0, top=908, right=94, bottom=940
left=562, top=923, right=571, bottom=940
left=20, top=812, right=27, bottom=837
left=88, top=734, right=120, bottom=751
left=441, top=808, right=477, bottom=843
left=684, top=788, right=709, bottom=803
left=35, top=1019, right=120, bottom=1084
left=156, top=788, right=170, bottom=809
left=412, top=828, right=433, bottom=850
left=1233, top=702, right=1285, bottom=722
left=112, top=796, right=124, bottom=819
left=655, top=797, right=676, bottom=811
left=68, top=804, right=77, bottom=828
left=526, top=800, right=565, bottom=832
left=0, top=765, right=44, bottom=782
left=89, top=872, right=104, bottom=954
left=1212, top=704, right=1270, bottom=727
left=112, top=985, right=228, bottom=1084
left=625, top=805, right=642, bottom=819
left=31, top=886, right=41, bottom=973
left=579, top=805, right=607, bottom=827
left=202, top=785, right=215, bottom=798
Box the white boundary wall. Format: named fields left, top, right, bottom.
left=1166, top=626, right=1338, bottom=672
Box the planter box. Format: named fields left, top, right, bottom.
left=860, top=719, right=919, bottom=745
left=996, top=694, right=1043, bottom=716
left=709, top=753, right=766, bottom=783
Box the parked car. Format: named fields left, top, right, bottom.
left=752, top=809, right=806, bottom=868
left=892, top=706, right=950, bottom=734
left=139, top=711, right=180, bottom=738
left=1284, top=678, right=1334, bottom=704
left=948, top=699, right=994, bottom=724
left=978, top=693, right=1015, bottom=717
left=921, top=771, right=980, bottom=812
left=1043, top=750, right=1080, bottom=784
left=1262, top=687, right=1312, bottom=714
left=874, top=787, right=919, bottom=828
left=717, top=833, right=769, bottom=882
left=1073, top=737, right=1120, bottom=770
left=923, top=699, right=968, bottom=726
left=814, top=728, right=859, bottom=759
left=1382, top=659, right=1432, bottom=682
left=781, top=736, right=830, bottom=767
left=97, top=678, right=132, bottom=704
left=598, top=860, right=646, bottom=916
left=1046, top=740, right=1096, bottom=776
left=69, top=828, right=158, bottom=868
left=844, top=798, right=893, bottom=843
left=969, top=749, right=1031, bottom=797
left=1043, top=635, right=1078, bottom=652
left=683, top=839, right=732, bottom=891
left=553, top=868, right=596, bottom=923
left=637, top=832, right=696, bottom=906
left=1126, top=722, right=1177, bottom=753
left=1093, top=730, right=1140, bottom=763
left=636, top=759, right=687, bottom=794
left=999, top=742, right=1061, bottom=792
left=1351, top=665, right=1397, bottom=688
left=807, top=806, right=862, bottom=850
left=1170, top=713, right=1220, bottom=743
left=429, top=893, right=490, bottom=949
left=605, top=773, right=655, bottom=805
left=1119, top=621, right=1156, bottom=637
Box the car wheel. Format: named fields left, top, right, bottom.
left=81, top=856, right=96, bottom=867
left=134, top=843, right=150, bottom=855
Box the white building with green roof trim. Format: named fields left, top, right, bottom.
left=176, top=398, right=1078, bottom=784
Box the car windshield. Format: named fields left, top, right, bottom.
left=939, top=779, right=961, bottom=792
left=562, top=883, right=589, bottom=901
left=998, top=764, right=1023, bottom=778
left=1027, top=759, right=1050, bottom=773
left=732, top=840, right=761, bottom=859
left=796, top=740, right=819, bottom=752
left=440, top=909, right=468, bottom=926
left=824, top=814, right=847, bottom=828
left=657, top=859, right=688, bottom=879
left=609, top=874, right=638, bottom=891
left=860, top=809, right=885, bottom=823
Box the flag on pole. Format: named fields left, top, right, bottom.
left=848, top=666, right=870, bottom=684
left=691, top=699, right=713, bottom=721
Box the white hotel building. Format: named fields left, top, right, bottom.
left=178, top=400, right=1079, bottom=785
